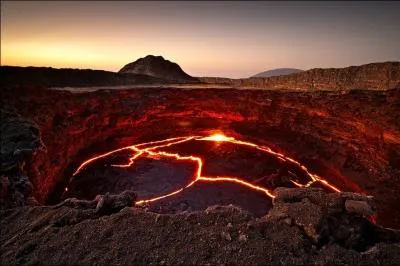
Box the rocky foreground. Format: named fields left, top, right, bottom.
left=1, top=187, right=400, bottom=265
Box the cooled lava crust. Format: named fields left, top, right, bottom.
left=2, top=86, right=399, bottom=228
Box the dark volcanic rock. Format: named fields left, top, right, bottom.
left=268, top=187, right=392, bottom=251
left=0, top=110, right=43, bottom=208
left=94, top=190, right=136, bottom=215
left=54, top=190, right=136, bottom=216
left=1, top=188, right=399, bottom=265
left=345, top=200, right=375, bottom=217
left=119, top=55, right=200, bottom=83
left=0, top=110, right=43, bottom=172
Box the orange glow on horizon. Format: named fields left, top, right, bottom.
left=2, top=1, right=398, bottom=78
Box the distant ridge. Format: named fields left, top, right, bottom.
left=119, top=55, right=199, bottom=83
left=0, top=55, right=201, bottom=87
left=0, top=66, right=169, bottom=88
left=251, top=68, right=303, bottom=78
left=199, top=62, right=400, bottom=90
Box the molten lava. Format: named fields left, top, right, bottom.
left=69, top=133, right=341, bottom=205
left=200, top=134, right=235, bottom=142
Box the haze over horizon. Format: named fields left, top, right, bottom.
left=1, top=1, right=399, bottom=78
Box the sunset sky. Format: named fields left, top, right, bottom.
left=1, top=1, right=399, bottom=78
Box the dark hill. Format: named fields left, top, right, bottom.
left=119, top=55, right=199, bottom=83
left=0, top=56, right=200, bottom=88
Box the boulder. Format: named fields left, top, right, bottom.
left=268, top=187, right=392, bottom=250
left=345, top=200, right=375, bottom=217
left=54, top=190, right=137, bottom=216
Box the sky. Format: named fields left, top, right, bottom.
left=1, top=1, right=399, bottom=78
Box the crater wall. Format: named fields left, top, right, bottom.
left=1, top=86, right=399, bottom=228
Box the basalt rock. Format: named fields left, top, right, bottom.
left=345, top=200, right=375, bottom=217
left=1, top=188, right=399, bottom=265
left=53, top=190, right=136, bottom=216
left=0, top=110, right=44, bottom=172
left=0, top=109, right=43, bottom=208
left=267, top=187, right=396, bottom=251
left=95, top=190, right=137, bottom=215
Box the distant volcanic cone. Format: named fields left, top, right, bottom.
left=119, top=55, right=200, bottom=83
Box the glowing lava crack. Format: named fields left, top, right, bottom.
left=68, top=133, right=341, bottom=205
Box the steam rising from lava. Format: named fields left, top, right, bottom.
left=68, top=133, right=341, bottom=205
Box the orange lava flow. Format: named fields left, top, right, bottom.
left=70, top=133, right=341, bottom=204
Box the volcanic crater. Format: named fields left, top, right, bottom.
left=2, top=85, right=399, bottom=228
left=63, top=133, right=340, bottom=217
